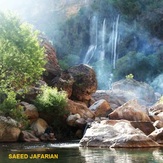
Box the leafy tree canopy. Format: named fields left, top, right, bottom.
left=0, top=12, right=46, bottom=93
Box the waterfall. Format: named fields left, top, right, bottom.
left=100, top=19, right=106, bottom=61
left=83, top=15, right=120, bottom=89
left=83, top=16, right=98, bottom=64
left=83, top=45, right=96, bottom=64
left=110, top=15, right=120, bottom=69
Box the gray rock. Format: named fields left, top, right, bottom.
left=80, top=120, right=160, bottom=148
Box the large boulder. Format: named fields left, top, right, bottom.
left=105, top=120, right=155, bottom=136
left=68, top=64, right=97, bottom=103
left=92, top=90, right=125, bottom=110
left=92, top=79, right=156, bottom=109
left=66, top=99, right=95, bottom=119
left=149, top=102, right=163, bottom=116
left=52, top=71, right=74, bottom=98
left=80, top=120, right=160, bottom=148
left=20, top=102, right=39, bottom=123
left=89, top=99, right=112, bottom=117
left=19, top=131, right=40, bottom=142
left=112, top=79, right=156, bottom=106
left=30, top=118, right=48, bottom=136
left=149, top=103, right=163, bottom=116
left=149, top=128, right=163, bottom=144
left=153, top=120, right=163, bottom=129
left=40, top=36, right=61, bottom=84
left=0, top=116, right=21, bottom=142
left=109, top=100, right=151, bottom=122
left=149, top=102, right=163, bottom=121
left=67, top=114, right=81, bottom=126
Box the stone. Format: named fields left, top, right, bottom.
left=149, top=115, right=160, bottom=122
left=20, top=102, right=39, bottom=122
left=89, top=99, right=112, bottom=117
left=0, top=116, right=21, bottom=142
left=19, top=131, right=40, bottom=142
left=75, top=118, right=87, bottom=129
left=149, top=103, right=163, bottom=116
left=130, top=121, right=155, bottom=135
left=30, top=118, right=48, bottom=136
left=112, top=79, right=156, bottom=106
left=153, top=120, right=163, bottom=129
left=52, top=71, right=74, bottom=98
left=67, top=114, right=81, bottom=126
left=149, top=128, right=163, bottom=144
left=105, top=120, right=155, bottom=135
left=92, top=90, right=128, bottom=110
left=66, top=99, right=95, bottom=119
left=75, top=129, right=83, bottom=139
left=40, top=133, right=56, bottom=142
left=92, top=79, right=157, bottom=110
left=109, top=100, right=151, bottom=122
left=68, top=64, right=97, bottom=102
left=40, top=35, right=61, bottom=85
left=157, top=112, right=163, bottom=120
left=80, top=120, right=160, bottom=148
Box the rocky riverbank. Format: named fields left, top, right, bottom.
left=1, top=38, right=163, bottom=148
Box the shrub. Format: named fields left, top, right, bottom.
left=0, top=91, right=17, bottom=115
left=0, top=91, right=29, bottom=128
left=34, top=86, right=68, bottom=115
left=126, top=74, right=134, bottom=80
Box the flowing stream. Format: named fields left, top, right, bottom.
left=0, top=142, right=163, bottom=163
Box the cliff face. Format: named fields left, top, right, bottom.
left=39, top=35, right=61, bottom=84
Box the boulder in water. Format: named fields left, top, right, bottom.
left=80, top=120, right=160, bottom=148
left=0, top=116, right=21, bottom=142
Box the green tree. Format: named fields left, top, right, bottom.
left=0, top=12, right=46, bottom=93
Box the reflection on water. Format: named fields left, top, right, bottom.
left=79, top=147, right=163, bottom=163
left=0, top=142, right=163, bottom=163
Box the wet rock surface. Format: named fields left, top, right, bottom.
left=80, top=120, right=160, bottom=148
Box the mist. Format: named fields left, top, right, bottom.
left=1, top=0, right=163, bottom=93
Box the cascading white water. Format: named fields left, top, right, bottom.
left=110, top=15, right=120, bottom=69
left=83, top=15, right=97, bottom=64
left=83, top=15, right=120, bottom=89
left=100, top=18, right=106, bottom=61
left=113, top=15, right=119, bottom=69
left=83, top=45, right=96, bottom=64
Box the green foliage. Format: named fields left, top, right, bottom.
left=10, top=105, right=29, bottom=129
left=0, top=91, right=29, bottom=129
left=34, top=86, right=68, bottom=115
left=0, top=12, right=46, bottom=93
left=113, top=51, right=160, bottom=82
left=0, top=91, right=17, bottom=114
left=126, top=74, right=134, bottom=80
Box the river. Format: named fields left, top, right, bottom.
left=0, top=142, right=163, bottom=163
